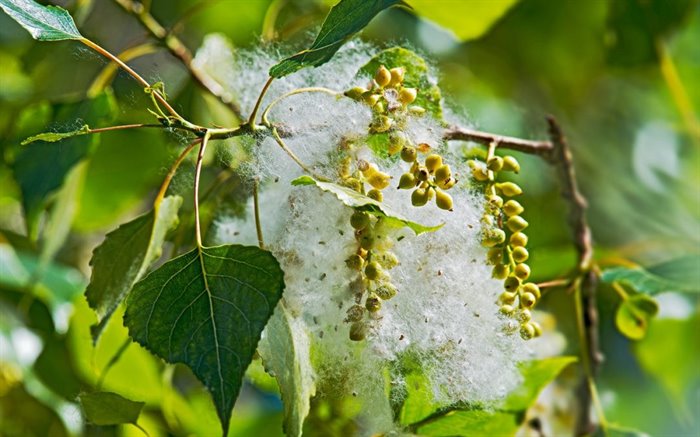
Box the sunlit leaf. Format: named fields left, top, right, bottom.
left=258, top=303, right=315, bottom=437
left=79, top=391, right=145, bottom=426
left=269, top=0, right=404, bottom=78
left=601, top=255, right=700, bottom=295
left=0, top=382, right=68, bottom=437
left=291, top=175, right=442, bottom=234
left=0, top=0, right=83, bottom=41
left=615, top=294, right=659, bottom=340
left=85, top=196, right=182, bottom=341
left=407, top=0, right=520, bottom=41
left=20, top=125, right=89, bottom=145
left=501, top=356, right=577, bottom=411
left=417, top=410, right=519, bottom=436
left=124, top=244, right=285, bottom=435
left=398, top=370, right=436, bottom=426
left=34, top=335, right=84, bottom=400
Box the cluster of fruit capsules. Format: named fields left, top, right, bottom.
left=339, top=157, right=391, bottom=202
left=344, top=213, right=400, bottom=341
left=397, top=148, right=456, bottom=211
left=470, top=154, right=542, bottom=340
left=344, top=64, right=426, bottom=133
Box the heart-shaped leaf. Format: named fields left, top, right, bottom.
left=615, top=294, right=659, bottom=340
left=601, top=255, right=700, bottom=295
left=124, top=244, right=285, bottom=435
left=0, top=0, right=83, bottom=41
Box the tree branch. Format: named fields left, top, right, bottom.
left=113, top=0, right=243, bottom=120
left=443, top=125, right=554, bottom=157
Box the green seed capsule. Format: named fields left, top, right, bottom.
left=363, top=93, right=381, bottom=107
left=500, top=304, right=515, bottom=315
left=504, top=275, right=521, bottom=292
left=487, top=248, right=503, bottom=265
left=503, top=200, right=524, bottom=217
left=492, top=264, right=510, bottom=279
left=522, top=282, right=541, bottom=299
left=496, top=182, right=523, bottom=197
left=502, top=156, right=520, bottom=173
left=512, top=246, right=529, bottom=263
left=487, top=194, right=504, bottom=209
left=514, top=263, right=531, bottom=280
left=374, top=283, right=398, bottom=300
left=376, top=251, right=399, bottom=269
left=487, top=156, right=504, bottom=172
left=367, top=189, right=383, bottom=202
left=399, top=87, right=417, bottom=105
left=401, top=146, right=418, bottom=163
left=531, top=321, right=542, bottom=337
left=510, top=232, right=528, bottom=247
left=365, top=261, right=382, bottom=280
left=425, top=154, right=443, bottom=172
left=398, top=173, right=417, bottom=189
left=517, top=309, right=532, bottom=323
left=408, top=105, right=426, bottom=115
left=374, top=101, right=386, bottom=114
left=344, top=87, right=366, bottom=100
left=472, top=166, right=489, bottom=182
left=482, top=228, right=506, bottom=247
left=350, top=211, right=370, bottom=230
left=499, top=291, right=517, bottom=305
left=389, top=67, right=405, bottom=86
left=520, top=291, right=536, bottom=308
left=349, top=321, right=367, bottom=341
left=365, top=293, right=382, bottom=312
left=359, top=233, right=374, bottom=250
left=345, top=254, right=364, bottom=270
left=434, top=164, right=451, bottom=183
left=374, top=65, right=391, bottom=87
left=435, top=190, right=453, bottom=211
left=411, top=188, right=430, bottom=207
left=506, top=216, right=529, bottom=232
left=438, top=177, right=456, bottom=190
left=345, top=305, right=365, bottom=322
left=416, top=167, right=430, bottom=182
left=520, top=323, right=535, bottom=340
left=343, top=177, right=363, bottom=192
left=372, top=115, right=392, bottom=132
left=368, top=172, right=391, bottom=190
left=387, top=131, right=406, bottom=155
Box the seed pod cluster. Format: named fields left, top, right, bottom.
left=344, top=213, right=401, bottom=341
left=340, top=157, right=392, bottom=202
left=470, top=154, right=541, bottom=340
left=398, top=151, right=457, bottom=211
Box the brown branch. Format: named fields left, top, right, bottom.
left=443, top=125, right=554, bottom=157
left=114, top=0, right=243, bottom=120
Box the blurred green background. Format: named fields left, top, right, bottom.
left=1, top=0, right=698, bottom=436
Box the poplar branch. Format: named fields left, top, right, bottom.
left=113, top=0, right=243, bottom=120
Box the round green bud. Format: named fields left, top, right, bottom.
left=504, top=275, right=521, bottom=292
left=374, top=283, right=398, bottom=300
left=399, top=87, right=417, bottom=105
left=496, top=182, right=523, bottom=197
left=510, top=232, right=528, bottom=247
left=531, top=321, right=542, bottom=337
left=514, top=263, right=531, bottom=280
left=517, top=309, right=532, bottom=323
left=372, top=115, right=392, bottom=133
left=522, top=282, right=541, bottom=299
left=349, top=321, right=367, bottom=341
left=487, top=156, right=504, bottom=172
left=389, top=67, right=405, bottom=86
left=398, top=172, right=417, bottom=189
left=506, top=216, right=529, bottom=232
left=500, top=304, right=515, bottom=315
left=467, top=159, right=478, bottom=169
left=425, top=154, right=443, bottom=172
left=345, top=304, right=365, bottom=322
left=359, top=233, right=374, bottom=250
left=471, top=166, right=489, bottom=182
left=434, top=164, right=451, bottom=183
left=350, top=211, right=370, bottom=230
left=487, top=248, right=503, bottom=265
left=374, top=101, right=386, bottom=114
left=482, top=228, right=506, bottom=247
left=367, top=189, right=383, bottom=202
left=499, top=291, right=517, bottom=305
left=520, top=322, right=535, bottom=340
left=345, top=254, right=364, bottom=270
left=363, top=93, right=381, bottom=107
left=365, top=261, right=382, bottom=280
left=365, top=293, right=382, bottom=312
left=374, top=65, right=391, bottom=87
left=503, top=200, right=524, bottom=217
left=401, top=146, right=418, bottom=163
left=436, top=190, right=453, bottom=211
left=408, top=105, right=426, bottom=116
left=512, top=246, right=529, bottom=263
left=520, top=291, right=536, bottom=308
left=487, top=194, right=504, bottom=209
left=502, top=156, right=520, bottom=173
left=411, top=188, right=430, bottom=207
left=368, top=172, right=391, bottom=190
left=492, top=264, right=510, bottom=279
left=342, top=177, right=363, bottom=192
left=416, top=167, right=430, bottom=182
left=438, top=177, right=456, bottom=190
left=344, top=86, right=367, bottom=100
left=387, top=131, right=406, bottom=155
left=376, top=251, right=399, bottom=269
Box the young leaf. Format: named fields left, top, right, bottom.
left=0, top=0, right=83, bottom=41
left=501, top=356, right=577, bottom=411
left=601, top=255, right=700, bottom=295
left=417, top=410, right=519, bottom=437
left=615, top=294, right=659, bottom=340
left=257, top=303, right=316, bottom=437
left=85, top=195, right=182, bottom=341
left=21, top=125, right=90, bottom=145
left=124, top=244, right=285, bottom=435
left=79, top=391, right=144, bottom=426
left=269, top=0, right=404, bottom=78
left=291, top=175, right=442, bottom=234
left=358, top=47, right=444, bottom=121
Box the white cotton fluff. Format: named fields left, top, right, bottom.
left=198, top=38, right=532, bottom=434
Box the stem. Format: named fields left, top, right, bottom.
left=80, top=38, right=183, bottom=120
left=87, top=42, right=159, bottom=96
left=132, top=422, right=151, bottom=437
left=253, top=178, right=265, bottom=249
left=248, top=77, right=275, bottom=127
left=262, top=0, right=287, bottom=42
left=154, top=138, right=201, bottom=207
left=89, top=123, right=163, bottom=134
left=261, top=87, right=340, bottom=126
left=96, top=338, right=131, bottom=390
left=194, top=131, right=212, bottom=247
left=443, top=125, right=554, bottom=157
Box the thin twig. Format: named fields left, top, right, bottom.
left=96, top=338, right=131, bottom=389
left=248, top=77, right=275, bottom=127
left=88, top=42, right=159, bottom=96
left=443, top=125, right=554, bottom=157
left=154, top=138, right=201, bottom=207
left=194, top=131, right=212, bottom=247
left=253, top=178, right=265, bottom=249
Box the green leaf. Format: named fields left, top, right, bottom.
left=258, top=303, right=316, bottom=437
left=85, top=196, right=182, bottom=341
left=601, top=255, right=700, bottom=295
left=615, top=294, right=659, bottom=340
left=34, top=335, right=84, bottom=400
left=269, top=0, right=404, bottom=78
left=291, top=175, right=442, bottom=234
left=0, top=383, right=68, bottom=437
left=358, top=47, right=444, bottom=121
left=0, top=0, right=83, bottom=41
left=502, top=356, right=577, bottom=411
left=407, top=0, right=520, bottom=41
left=79, top=391, right=145, bottom=426
left=20, top=125, right=90, bottom=145
left=417, top=410, right=519, bottom=437
left=399, top=370, right=437, bottom=426
left=124, top=244, right=285, bottom=435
